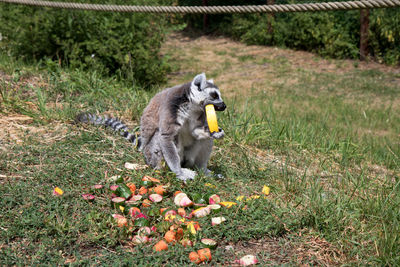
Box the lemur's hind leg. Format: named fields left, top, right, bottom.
left=193, top=139, right=213, bottom=175
left=142, top=132, right=163, bottom=169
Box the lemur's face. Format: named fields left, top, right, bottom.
left=190, top=74, right=226, bottom=111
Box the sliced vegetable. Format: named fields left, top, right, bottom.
left=53, top=187, right=63, bottom=196
left=125, top=195, right=142, bottom=207
left=219, top=201, right=237, bottom=208
left=129, top=207, right=141, bottom=217
left=177, top=208, right=186, bottom=217
left=192, top=206, right=211, bottom=218
left=211, top=216, right=226, bottom=226
left=246, top=195, right=260, bottom=201
left=198, top=248, right=212, bottom=262
left=176, top=227, right=184, bottom=240
left=174, top=190, right=183, bottom=197
left=82, top=194, right=95, bottom=201
left=153, top=240, right=168, bottom=251
left=160, top=207, right=168, bottom=215
left=189, top=251, right=201, bottom=264
left=124, top=162, right=147, bottom=170
left=238, top=255, right=258, bottom=266
left=208, top=194, right=221, bottom=204
left=201, top=238, right=217, bottom=249
left=174, top=193, right=193, bottom=207
left=112, top=214, right=128, bottom=227
left=142, top=175, right=161, bottom=183
left=137, top=226, right=151, bottom=236
left=91, top=184, right=103, bottom=190
left=153, top=185, right=167, bottom=195
left=138, top=186, right=148, bottom=195
left=111, top=197, right=126, bottom=209
left=109, top=185, right=119, bottom=191
left=142, top=199, right=152, bottom=207
left=262, top=185, right=270, bottom=196
left=164, top=230, right=176, bottom=243
left=181, top=239, right=193, bottom=247
left=149, top=194, right=163, bottom=203
left=132, top=234, right=149, bottom=244
left=186, top=221, right=200, bottom=235
left=164, top=209, right=177, bottom=216
left=126, top=182, right=136, bottom=194
left=236, top=195, right=245, bottom=201
left=115, top=183, right=132, bottom=199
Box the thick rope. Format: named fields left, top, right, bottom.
left=0, top=0, right=399, bottom=13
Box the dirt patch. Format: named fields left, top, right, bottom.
left=0, top=114, right=35, bottom=145
left=0, top=113, right=72, bottom=150
left=224, top=230, right=348, bottom=265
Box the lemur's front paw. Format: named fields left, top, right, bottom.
left=211, top=128, right=225, bottom=139
left=177, top=168, right=197, bottom=182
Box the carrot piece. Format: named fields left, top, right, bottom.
left=189, top=251, right=201, bottom=264
left=142, top=199, right=152, bottom=207
left=154, top=185, right=166, bottom=195
left=153, top=240, right=168, bottom=251
left=164, top=230, right=176, bottom=244
left=142, top=176, right=161, bottom=183
left=126, top=183, right=136, bottom=194
left=176, top=227, right=184, bottom=240
left=177, top=208, right=186, bottom=217
left=181, top=239, right=193, bottom=247
left=129, top=207, right=141, bottom=217
left=198, top=248, right=212, bottom=262
left=160, top=207, right=168, bottom=215
left=138, top=186, right=148, bottom=195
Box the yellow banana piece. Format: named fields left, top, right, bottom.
left=205, top=104, right=219, bottom=133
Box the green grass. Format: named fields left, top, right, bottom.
left=1, top=39, right=400, bottom=265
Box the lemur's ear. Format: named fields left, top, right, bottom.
left=192, top=73, right=207, bottom=91
left=207, top=79, right=214, bottom=84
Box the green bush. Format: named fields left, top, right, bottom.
left=227, top=12, right=358, bottom=59
left=0, top=0, right=173, bottom=87
left=369, top=9, right=400, bottom=65
left=179, top=0, right=400, bottom=65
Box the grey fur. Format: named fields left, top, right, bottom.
left=77, top=73, right=226, bottom=182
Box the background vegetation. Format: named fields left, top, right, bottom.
left=0, top=0, right=399, bottom=265
left=0, top=0, right=175, bottom=87
left=179, top=0, right=400, bottom=65
left=1, top=32, right=399, bottom=264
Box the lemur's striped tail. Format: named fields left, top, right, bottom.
left=76, top=113, right=141, bottom=148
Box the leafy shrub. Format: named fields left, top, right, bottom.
left=369, top=9, right=400, bottom=65
left=179, top=0, right=400, bottom=65
left=0, top=0, right=173, bottom=87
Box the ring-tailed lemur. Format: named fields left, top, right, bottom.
left=77, top=73, right=226, bottom=181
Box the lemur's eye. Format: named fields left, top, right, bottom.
left=210, top=92, right=218, bottom=99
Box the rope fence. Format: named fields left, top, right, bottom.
left=0, top=0, right=399, bottom=13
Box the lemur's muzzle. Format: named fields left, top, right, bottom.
left=214, top=101, right=226, bottom=111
